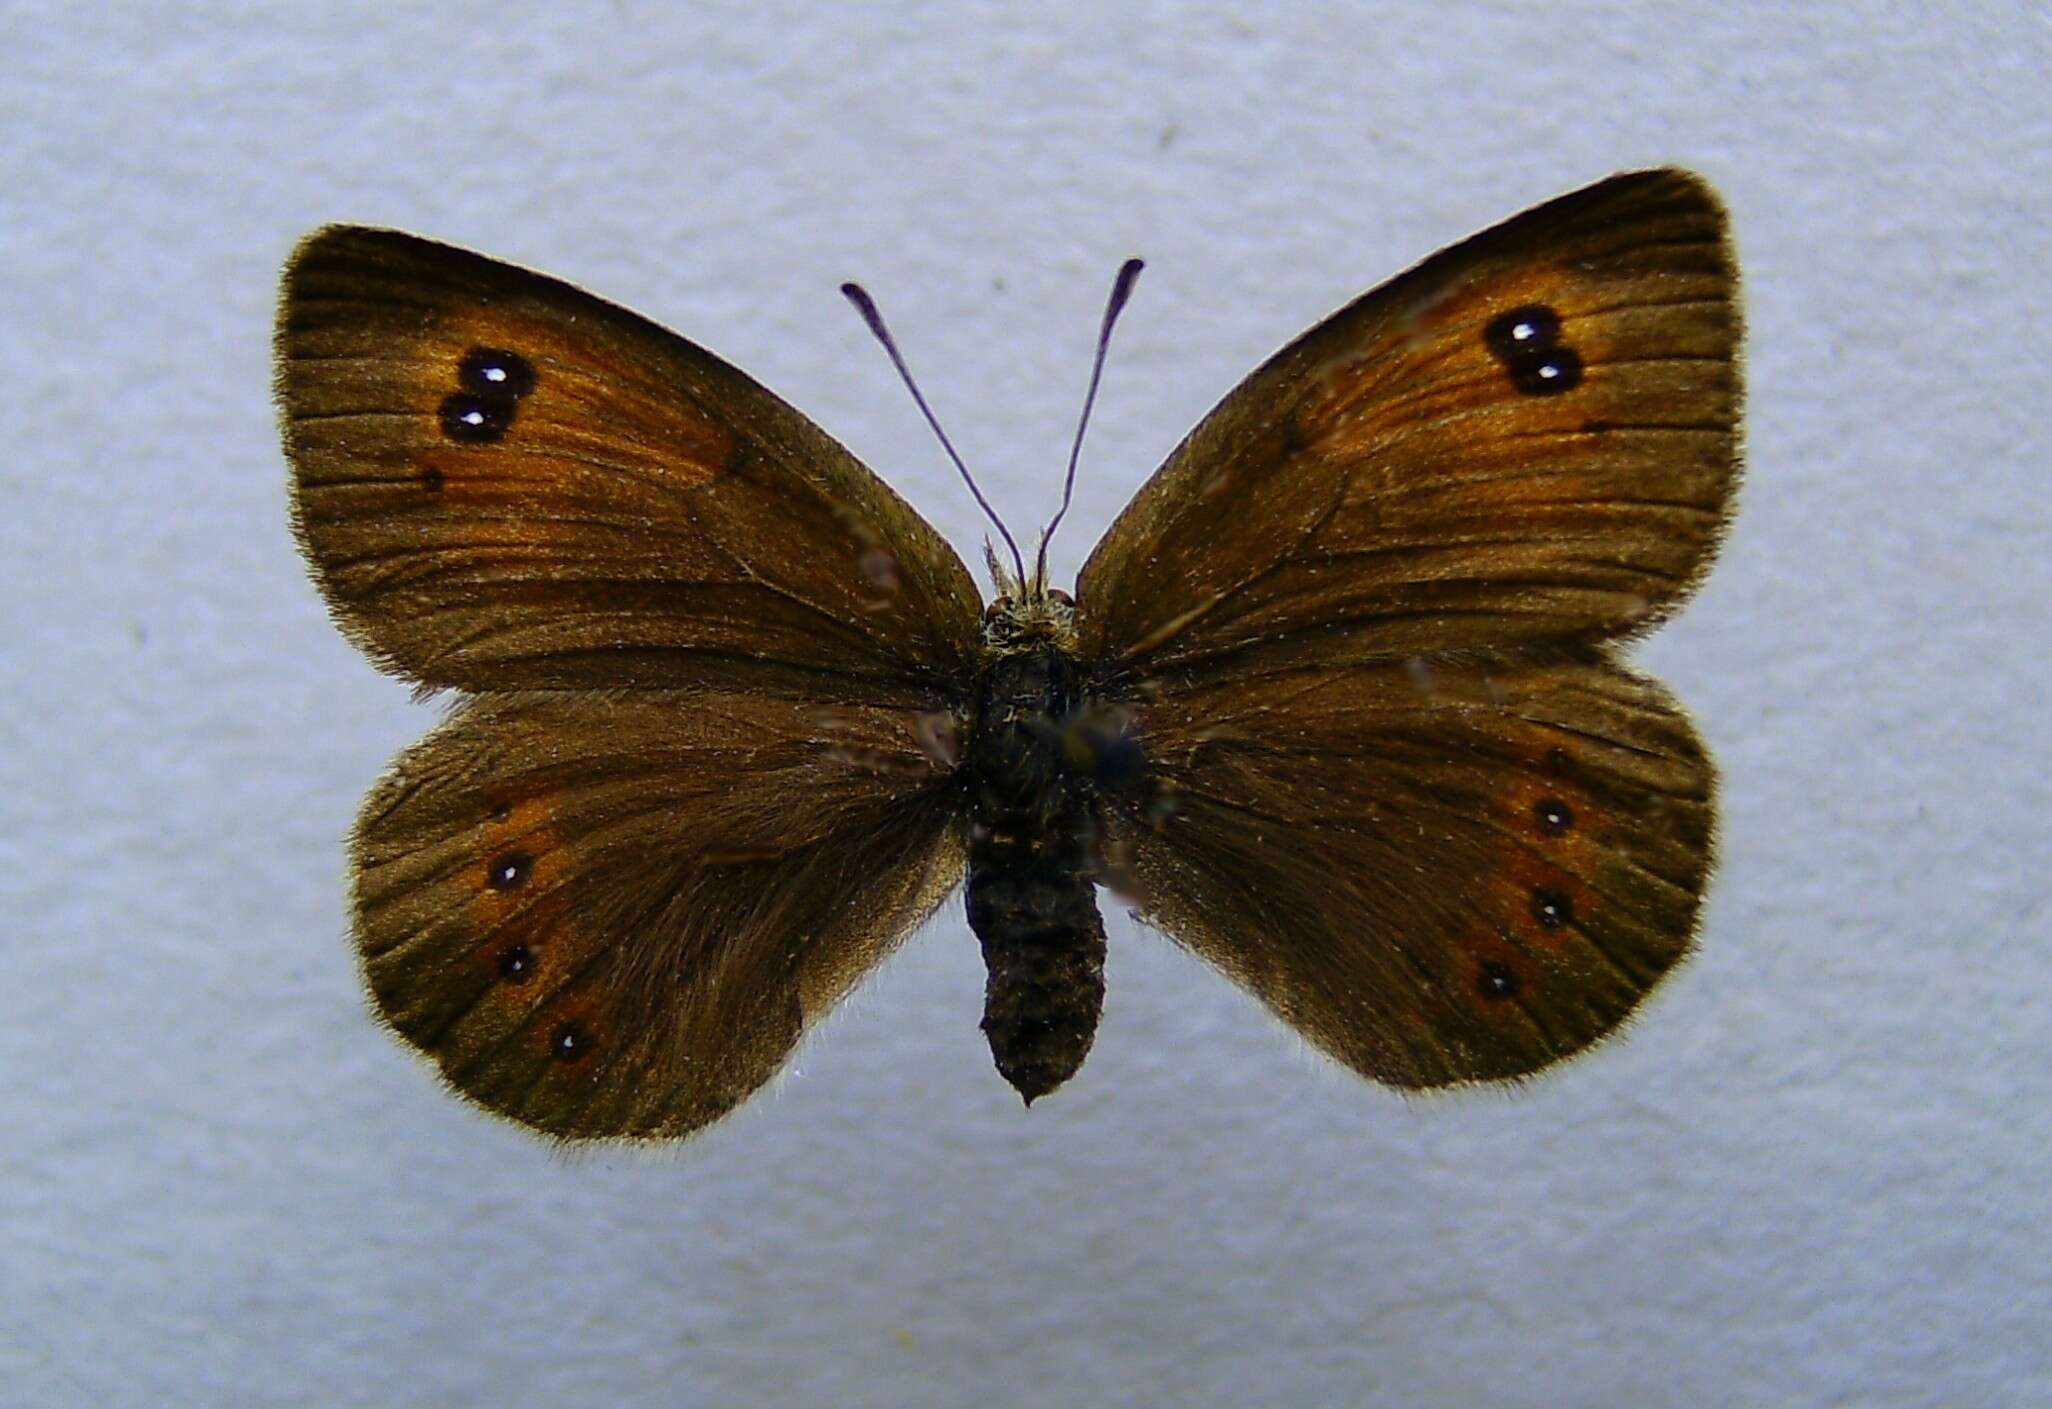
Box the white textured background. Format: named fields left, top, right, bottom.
left=5, top=4, right=2048, bottom=1406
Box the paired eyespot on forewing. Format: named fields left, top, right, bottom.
left=1076, top=167, right=1740, bottom=682
left=280, top=226, right=981, bottom=703
left=1111, top=653, right=1713, bottom=1087
left=351, top=690, right=963, bottom=1141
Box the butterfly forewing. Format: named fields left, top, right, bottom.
left=1075, top=168, right=1739, bottom=683
left=1109, top=654, right=1713, bottom=1086
left=281, top=227, right=980, bottom=702
left=354, top=691, right=963, bottom=1140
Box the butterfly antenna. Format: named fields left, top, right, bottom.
left=1034, top=258, right=1145, bottom=591
left=841, top=281, right=1027, bottom=589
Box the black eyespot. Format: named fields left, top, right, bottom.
left=550, top=1020, right=589, bottom=1062
left=1532, top=889, right=1573, bottom=929
left=497, top=944, right=534, bottom=982
left=489, top=802, right=513, bottom=823
left=1543, top=746, right=1574, bottom=775
left=457, top=347, right=536, bottom=400
left=1507, top=346, right=1583, bottom=396
left=486, top=852, right=532, bottom=891
left=1484, top=303, right=1582, bottom=397
left=1485, top=304, right=1562, bottom=360
left=1476, top=961, right=1521, bottom=1001
left=1535, top=798, right=1575, bottom=834
left=439, top=392, right=516, bottom=444
left=420, top=467, right=445, bottom=493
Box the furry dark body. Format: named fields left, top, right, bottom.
left=962, top=643, right=1111, bottom=1102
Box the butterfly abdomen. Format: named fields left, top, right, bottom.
left=963, top=643, right=1109, bottom=1104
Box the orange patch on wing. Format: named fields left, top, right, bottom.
left=534, top=987, right=612, bottom=1086
left=1456, top=930, right=1535, bottom=1017
left=436, top=309, right=734, bottom=489
left=1297, top=262, right=1632, bottom=469
left=1479, top=741, right=1610, bottom=964
left=1496, top=850, right=1597, bottom=953
left=466, top=795, right=568, bottom=963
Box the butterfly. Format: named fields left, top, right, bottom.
left=279, top=168, right=1738, bottom=1141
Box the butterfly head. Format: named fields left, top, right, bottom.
left=981, top=587, right=1078, bottom=654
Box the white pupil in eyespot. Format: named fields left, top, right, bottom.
left=481, top=366, right=507, bottom=383
left=463, top=409, right=485, bottom=425
left=1512, top=322, right=1537, bottom=342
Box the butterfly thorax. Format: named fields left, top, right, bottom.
left=962, top=592, right=1116, bottom=1104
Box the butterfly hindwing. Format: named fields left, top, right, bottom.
left=353, top=690, right=963, bottom=1140
left=1108, top=652, right=1713, bottom=1087
left=281, top=227, right=981, bottom=703
left=1075, top=168, right=1740, bottom=683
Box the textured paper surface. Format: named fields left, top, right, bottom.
left=5, top=4, right=2048, bottom=1405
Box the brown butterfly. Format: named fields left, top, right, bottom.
left=279, top=168, right=1738, bottom=1142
